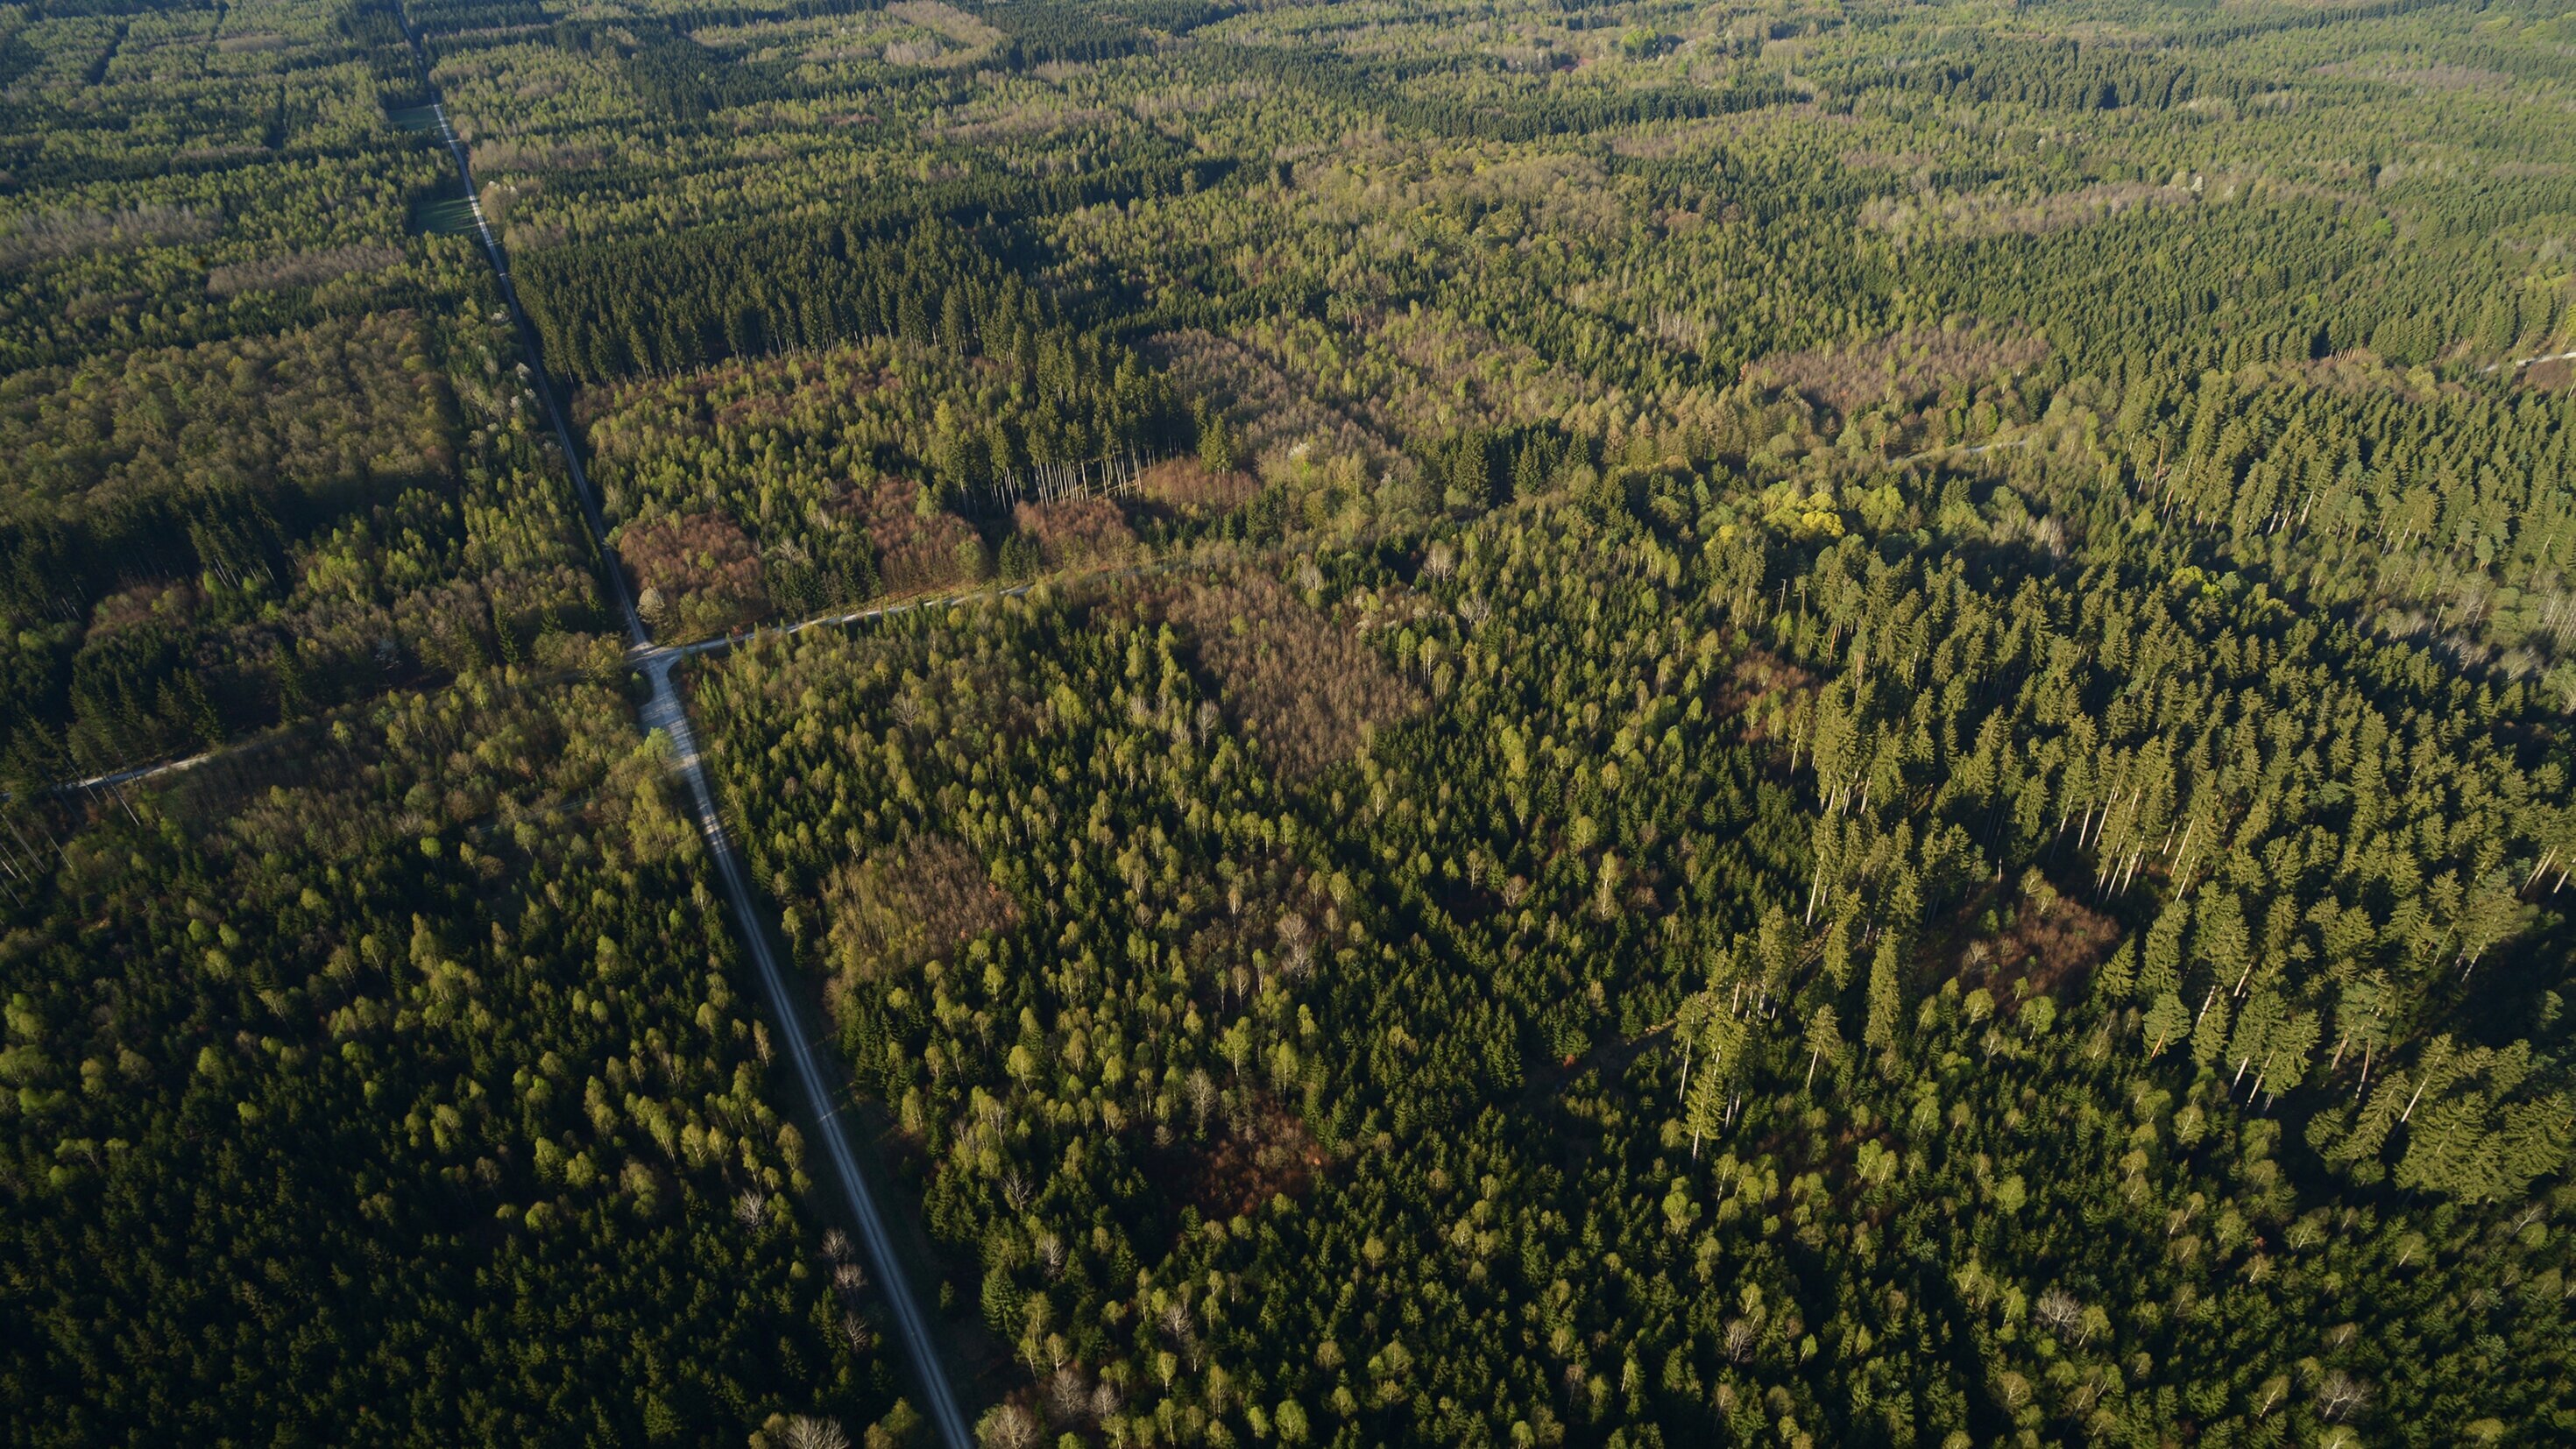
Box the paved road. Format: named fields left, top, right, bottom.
left=393, top=11, right=974, bottom=1446
left=638, top=655, right=973, bottom=1449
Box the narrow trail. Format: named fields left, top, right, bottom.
left=2483, top=346, right=2576, bottom=375
left=664, top=555, right=1190, bottom=665
left=389, top=11, right=975, bottom=1446
left=32, top=559, right=1185, bottom=805
left=60, top=750, right=215, bottom=795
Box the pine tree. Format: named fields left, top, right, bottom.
left=1865, top=937, right=1904, bottom=1063
left=2142, top=992, right=2191, bottom=1059
left=1683, top=1034, right=1729, bottom=1161
left=2228, top=991, right=2285, bottom=1091
left=2193, top=892, right=2251, bottom=996
left=2192, top=987, right=2233, bottom=1071
left=2141, top=901, right=2186, bottom=1001
left=1803, top=1004, right=1844, bottom=1092
left=2093, top=939, right=2136, bottom=1000
left=2255, top=1010, right=2319, bottom=1105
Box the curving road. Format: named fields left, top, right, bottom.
left=392, top=11, right=974, bottom=1447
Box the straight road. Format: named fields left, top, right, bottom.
left=390, top=11, right=974, bottom=1446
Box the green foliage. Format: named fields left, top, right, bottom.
left=0, top=676, right=898, bottom=1445
left=0, top=303, right=604, bottom=775
left=701, top=474, right=2576, bottom=1444
left=13, top=0, right=2576, bottom=1441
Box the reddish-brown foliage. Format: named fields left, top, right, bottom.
left=0, top=202, right=214, bottom=269
left=1143, top=328, right=1402, bottom=477
left=1957, top=880, right=2121, bottom=1005
left=1710, top=647, right=1816, bottom=741
left=2004, top=887, right=2122, bottom=997
left=1162, top=1099, right=1321, bottom=1219
left=615, top=511, right=769, bottom=635
left=820, top=831, right=1016, bottom=1020
left=842, top=476, right=987, bottom=596
left=1166, top=574, right=1423, bottom=781
left=86, top=581, right=198, bottom=639
left=1137, top=457, right=1258, bottom=513
left=1840, top=148, right=1932, bottom=172
left=1750, top=321, right=2049, bottom=413
left=205, top=244, right=403, bottom=298
left=1864, top=180, right=2199, bottom=244
left=1012, top=497, right=1136, bottom=569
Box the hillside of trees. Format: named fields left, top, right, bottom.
left=2, top=673, right=909, bottom=1445
left=691, top=474, right=2574, bottom=1445
left=6, top=0, right=2575, bottom=1443
left=2, top=4, right=911, bottom=1445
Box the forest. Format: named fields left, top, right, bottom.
left=4, top=0, right=2574, bottom=1444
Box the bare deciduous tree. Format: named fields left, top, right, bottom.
left=2034, top=1285, right=2082, bottom=1337
left=974, top=1404, right=1039, bottom=1449
left=1723, top=1318, right=1757, bottom=1362
left=779, top=1416, right=850, bottom=1449
left=1046, top=1365, right=1089, bottom=1421
left=1185, top=1068, right=1217, bottom=1136
left=2318, top=1370, right=2369, bottom=1422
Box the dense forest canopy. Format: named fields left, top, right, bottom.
left=4, top=0, right=2574, bottom=1445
